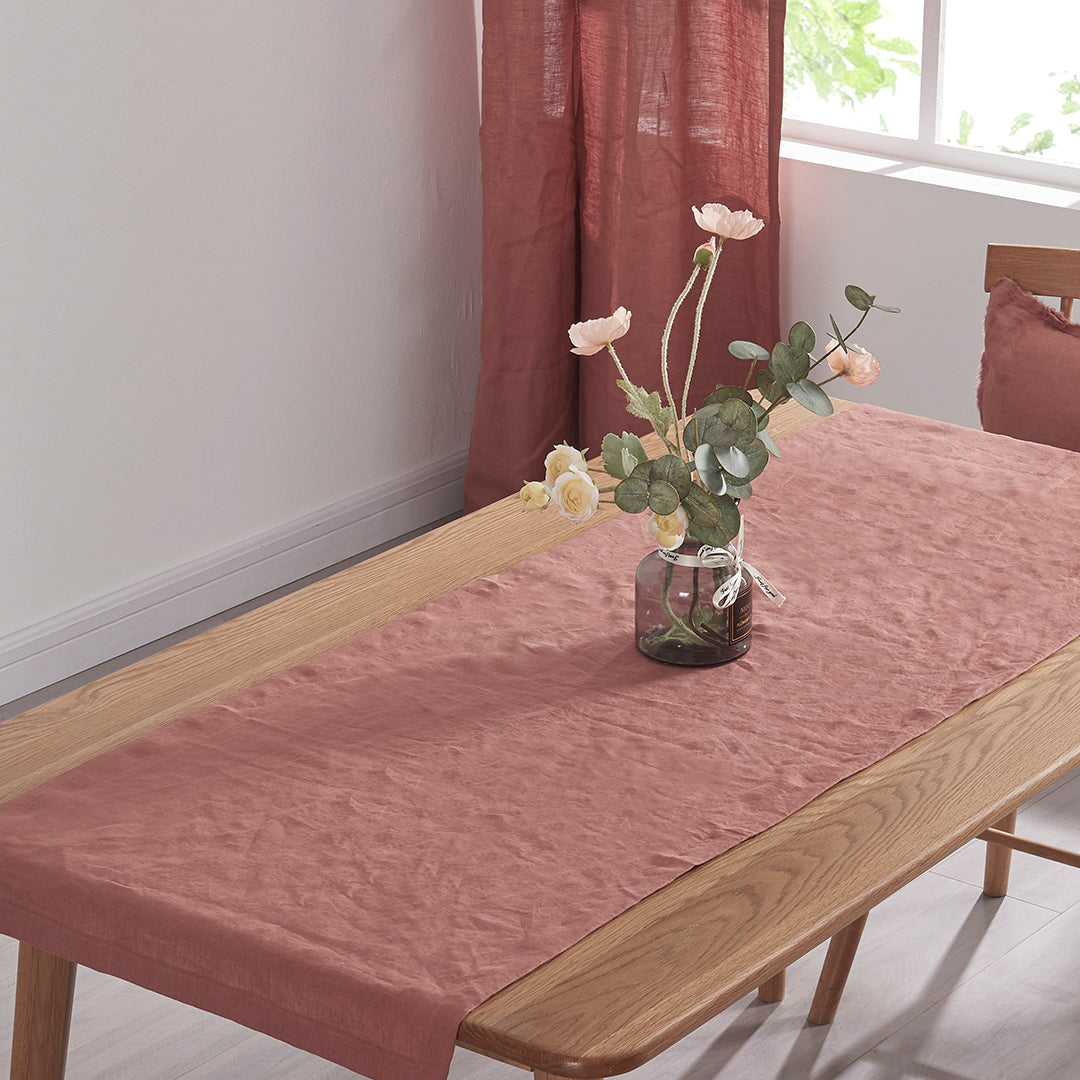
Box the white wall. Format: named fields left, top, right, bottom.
left=1, top=1, right=481, bottom=690
left=779, top=142, right=1080, bottom=428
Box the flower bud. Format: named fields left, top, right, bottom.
left=693, top=237, right=718, bottom=268
left=519, top=481, right=551, bottom=511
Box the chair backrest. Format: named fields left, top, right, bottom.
left=984, top=244, right=1080, bottom=320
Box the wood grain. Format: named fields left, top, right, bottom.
left=0, top=400, right=844, bottom=807
left=984, top=244, right=1080, bottom=317
left=807, top=913, right=868, bottom=1025
left=10, top=943, right=76, bottom=1080
left=456, top=634, right=1080, bottom=1076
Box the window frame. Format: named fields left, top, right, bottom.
left=782, top=0, right=1080, bottom=192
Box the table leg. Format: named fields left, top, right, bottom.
left=10, top=942, right=77, bottom=1080
left=982, top=809, right=1018, bottom=897
left=757, top=969, right=786, bottom=1003
left=807, top=912, right=869, bottom=1025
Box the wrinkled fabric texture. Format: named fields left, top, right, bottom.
left=978, top=276, right=1080, bottom=450
left=2, top=406, right=1080, bottom=1080
left=463, top=0, right=787, bottom=510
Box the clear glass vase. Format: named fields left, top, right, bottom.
left=634, top=541, right=752, bottom=666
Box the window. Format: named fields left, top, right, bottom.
left=783, top=0, right=1080, bottom=186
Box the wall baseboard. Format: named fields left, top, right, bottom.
left=0, top=452, right=468, bottom=708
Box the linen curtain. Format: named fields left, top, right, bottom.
left=464, top=0, right=787, bottom=511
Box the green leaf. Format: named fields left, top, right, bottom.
left=757, top=427, right=781, bottom=458
left=717, top=444, right=750, bottom=478
left=693, top=444, right=727, bottom=495
left=829, top=314, right=848, bottom=348
left=702, top=385, right=756, bottom=409
left=1009, top=111, right=1033, bottom=136
left=768, top=341, right=810, bottom=386
left=735, top=439, right=770, bottom=482
left=844, top=284, right=873, bottom=311
left=682, top=482, right=723, bottom=527
left=756, top=368, right=786, bottom=404
left=787, top=378, right=835, bottom=416
left=788, top=321, right=816, bottom=352
left=1062, top=97, right=1080, bottom=116
left=649, top=454, right=692, bottom=498
left=687, top=493, right=742, bottom=548
left=872, top=302, right=901, bottom=313
left=728, top=340, right=770, bottom=362
left=613, top=474, right=649, bottom=514
left=601, top=433, right=631, bottom=479
left=647, top=479, right=680, bottom=516
left=724, top=480, right=753, bottom=500
left=615, top=380, right=675, bottom=439
left=1024, top=129, right=1055, bottom=154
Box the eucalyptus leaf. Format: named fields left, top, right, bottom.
left=649, top=454, right=692, bottom=498
left=613, top=474, right=649, bottom=514
left=757, top=427, right=781, bottom=458
left=728, top=340, right=770, bottom=362
left=829, top=314, right=847, bottom=349
left=717, top=444, right=751, bottom=478
left=715, top=398, right=758, bottom=445
left=647, top=479, right=680, bottom=516
left=757, top=368, right=785, bottom=404
left=687, top=493, right=742, bottom=548
left=682, top=482, right=723, bottom=527
left=845, top=284, right=873, bottom=311
left=788, top=320, right=816, bottom=353
left=702, top=385, right=755, bottom=409
left=768, top=342, right=810, bottom=386
left=738, top=439, right=770, bottom=481
left=787, top=378, right=835, bottom=417
left=724, top=480, right=753, bottom=500
left=693, top=444, right=727, bottom=495
left=873, top=302, right=901, bottom=313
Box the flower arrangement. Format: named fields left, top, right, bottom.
left=520, top=203, right=897, bottom=554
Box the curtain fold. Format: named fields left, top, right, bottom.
left=465, top=0, right=787, bottom=511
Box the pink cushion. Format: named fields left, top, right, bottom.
left=978, top=276, right=1080, bottom=450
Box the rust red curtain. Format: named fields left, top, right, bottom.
left=464, top=0, right=787, bottom=511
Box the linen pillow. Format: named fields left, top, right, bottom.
left=977, top=276, right=1080, bottom=451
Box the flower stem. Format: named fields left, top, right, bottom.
left=681, top=241, right=722, bottom=423
left=661, top=266, right=700, bottom=457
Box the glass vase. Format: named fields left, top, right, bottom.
left=634, top=541, right=752, bottom=666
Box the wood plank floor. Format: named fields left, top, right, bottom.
left=2, top=767, right=1078, bottom=1080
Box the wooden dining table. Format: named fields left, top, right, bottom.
left=5, top=399, right=1080, bottom=1080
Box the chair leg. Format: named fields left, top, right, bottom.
left=808, top=912, right=869, bottom=1025
left=10, top=942, right=77, bottom=1080
left=983, top=809, right=1018, bottom=897
left=757, top=969, right=786, bottom=1003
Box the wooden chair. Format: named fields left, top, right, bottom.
left=983, top=242, right=1080, bottom=319
left=801, top=243, right=1080, bottom=1027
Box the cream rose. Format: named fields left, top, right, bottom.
left=646, top=506, right=689, bottom=550
left=568, top=307, right=632, bottom=356
left=544, top=443, right=590, bottom=487
left=518, top=480, right=551, bottom=511
left=826, top=338, right=881, bottom=386
left=692, top=203, right=765, bottom=241
left=551, top=466, right=599, bottom=524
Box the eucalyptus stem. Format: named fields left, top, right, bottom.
left=681, top=243, right=722, bottom=422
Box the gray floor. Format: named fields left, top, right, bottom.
left=2, top=767, right=1078, bottom=1080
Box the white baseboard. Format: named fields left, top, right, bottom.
left=0, top=452, right=468, bottom=707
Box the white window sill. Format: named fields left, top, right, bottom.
left=781, top=137, right=1080, bottom=211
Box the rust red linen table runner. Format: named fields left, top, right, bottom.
left=2, top=406, right=1079, bottom=1080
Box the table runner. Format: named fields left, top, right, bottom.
left=2, top=405, right=1080, bottom=1080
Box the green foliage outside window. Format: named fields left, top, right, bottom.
left=784, top=0, right=919, bottom=109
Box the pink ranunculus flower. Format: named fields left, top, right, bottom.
left=551, top=466, right=599, bottom=524
left=692, top=203, right=765, bottom=241
left=826, top=337, right=881, bottom=386
left=568, top=307, right=632, bottom=356
left=544, top=443, right=590, bottom=487
left=646, top=506, right=689, bottom=551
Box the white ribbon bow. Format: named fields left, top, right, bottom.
left=656, top=528, right=785, bottom=610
